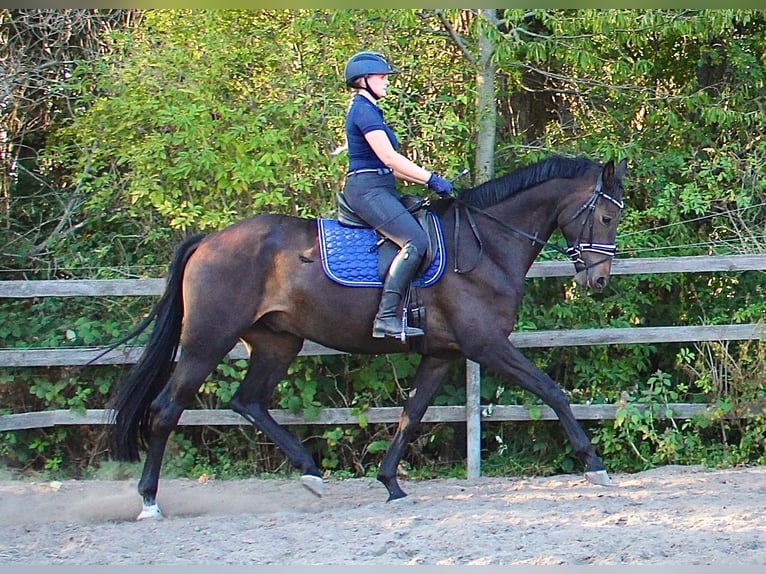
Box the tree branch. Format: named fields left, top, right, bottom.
left=435, top=9, right=476, bottom=66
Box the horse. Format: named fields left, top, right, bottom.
left=105, top=155, right=628, bottom=520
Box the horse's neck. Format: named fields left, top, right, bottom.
left=499, top=185, right=561, bottom=241
left=477, top=184, right=563, bottom=273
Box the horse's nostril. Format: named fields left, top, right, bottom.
left=595, top=276, right=607, bottom=290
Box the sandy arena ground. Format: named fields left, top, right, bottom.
left=1, top=464, right=764, bottom=565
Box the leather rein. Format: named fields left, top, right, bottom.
left=450, top=174, right=624, bottom=274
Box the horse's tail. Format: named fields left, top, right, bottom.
left=107, top=233, right=206, bottom=461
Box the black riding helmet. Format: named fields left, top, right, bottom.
left=344, top=51, right=398, bottom=100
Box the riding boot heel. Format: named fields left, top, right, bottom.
left=372, top=291, right=424, bottom=339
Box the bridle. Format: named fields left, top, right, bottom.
left=561, top=172, right=625, bottom=269
left=452, top=172, right=624, bottom=274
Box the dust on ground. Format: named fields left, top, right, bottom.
left=1, top=465, right=764, bottom=565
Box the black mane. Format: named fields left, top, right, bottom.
left=458, top=156, right=600, bottom=209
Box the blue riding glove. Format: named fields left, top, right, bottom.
left=427, top=173, right=453, bottom=196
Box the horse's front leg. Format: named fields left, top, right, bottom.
left=472, top=339, right=610, bottom=485
left=377, top=355, right=454, bottom=501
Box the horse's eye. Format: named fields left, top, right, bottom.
left=601, top=215, right=613, bottom=226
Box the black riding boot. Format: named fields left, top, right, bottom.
left=372, top=242, right=424, bottom=339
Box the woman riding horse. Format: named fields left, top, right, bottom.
left=341, top=51, right=453, bottom=339
left=106, top=152, right=627, bottom=520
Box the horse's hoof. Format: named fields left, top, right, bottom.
left=300, top=474, right=324, bottom=497
left=137, top=503, right=164, bottom=520
left=383, top=484, right=408, bottom=501
left=584, top=469, right=614, bottom=487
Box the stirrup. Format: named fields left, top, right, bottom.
left=372, top=316, right=424, bottom=340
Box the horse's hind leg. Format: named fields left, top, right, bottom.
left=229, top=329, right=324, bottom=494
left=377, top=355, right=454, bottom=501
left=137, top=346, right=232, bottom=519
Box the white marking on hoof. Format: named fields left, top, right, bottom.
left=137, top=503, right=164, bottom=520
left=584, top=469, right=614, bottom=487
left=300, top=474, right=325, bottom=497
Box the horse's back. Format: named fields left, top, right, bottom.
left=206, top=212, right=317, bottom=249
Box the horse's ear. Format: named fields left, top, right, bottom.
left=602, top=159, right=615, bottom=185
left=616, top=158, right=628, bottom=179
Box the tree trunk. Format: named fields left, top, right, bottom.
left=473, top=9, right=498, bottom=185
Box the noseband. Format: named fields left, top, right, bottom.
left=563, top=173, right=624, bottom=268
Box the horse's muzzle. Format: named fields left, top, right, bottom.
left=574, top=261, right=612, bottom=292
left=569, top=243, right=616, bottom=292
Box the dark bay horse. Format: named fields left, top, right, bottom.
left=107, top=155, right=627, bottom=520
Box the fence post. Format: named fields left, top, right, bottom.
left=466, top=359, right=481, bottom=479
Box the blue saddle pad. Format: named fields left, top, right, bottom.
left=317, top=213, right=446, bottom=288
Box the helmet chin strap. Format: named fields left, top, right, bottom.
left=362, top=77, right=382, bottom=100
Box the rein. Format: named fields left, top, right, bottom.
left=451, top=174, right=624, bottom=274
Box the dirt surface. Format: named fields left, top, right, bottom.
left=1, top=464, right=765, bottom=565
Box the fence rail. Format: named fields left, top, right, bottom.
left=2, top=324, right=764, bottom=368
left=0, top=403, right=719, bottom=433
left=2, top=254, right=765, bottom=476
left=1, top=254, right=765, bottom=298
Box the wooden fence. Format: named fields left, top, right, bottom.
left=1, top=254, right=765, bottom=478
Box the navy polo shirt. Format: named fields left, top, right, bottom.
left=345, top=94, right=399, bottom=171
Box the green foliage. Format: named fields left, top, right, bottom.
left=482, top=421, right=577, bottom=477
left=3, top=9, right=766, bottom=481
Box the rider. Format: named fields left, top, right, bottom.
left=342, top=51, right=453, bottom=339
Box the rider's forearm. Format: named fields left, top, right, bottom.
left=365, top=130, right=433, bottom=185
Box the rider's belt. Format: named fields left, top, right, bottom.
left=346, top=168, right=393, bottom=177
